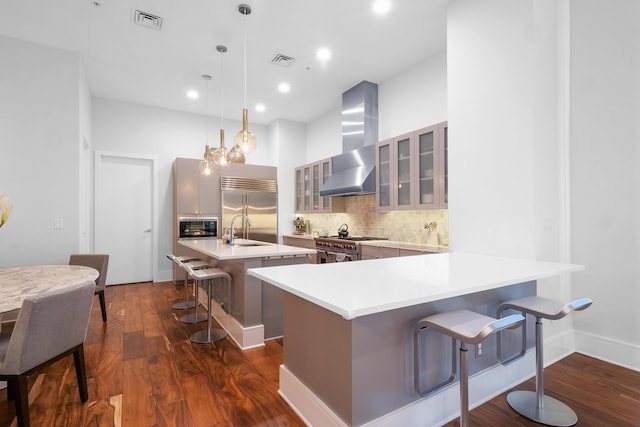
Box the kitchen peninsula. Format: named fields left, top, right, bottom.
left=179, top=238, right=315, bottom=349
left=248, top=253, right=583, bottom=426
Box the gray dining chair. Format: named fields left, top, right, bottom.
left=0, top=280, right=96, bottom=427
left=69, top=254, right=110, bottom=322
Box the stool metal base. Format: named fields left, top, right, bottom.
left=190, top=328, right=227, bottom=344
left=179, top=312, right=209, bottom=323
left=172, top=300, right=196, bottom=310
left=507, top=390, right=577, bottom=427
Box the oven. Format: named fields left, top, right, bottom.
left=315, top=236, right=387, bottom=263
left=178, top=216, right=218, bottom=239
left=316, top=243, right=357, bottom=263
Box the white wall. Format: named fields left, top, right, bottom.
left=569, top=0, right=640, bottom=367
left=305, top=108, right=342, bottom=163
left=448, top=0, right=543, bottom=259
left=269, top=119, right=307, bottom=240
left=0, top=36, right=82, bottom=267
left=78, top=59, right=92, bottom=253
left=378, top=50, right=448, bottom=139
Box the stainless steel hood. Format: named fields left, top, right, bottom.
left=319, top=81, right=378, bottom=197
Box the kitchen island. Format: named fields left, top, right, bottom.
left=179, top=238, right=315, bottom=349
left=248, top=252, right=583, bottom=426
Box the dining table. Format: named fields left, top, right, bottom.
left=0, top=265, right=99, bottom=315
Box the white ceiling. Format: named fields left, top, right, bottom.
left=0, top=0, right=448, bottom=125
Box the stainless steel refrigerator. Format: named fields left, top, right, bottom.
left=221, top=176, right=278, bottom=243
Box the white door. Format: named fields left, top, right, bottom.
left=95, top=153, right=156, bottom=285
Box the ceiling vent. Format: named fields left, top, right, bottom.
left=133, top=10, right=163, bottom=31
left=270, top=52, right=296, bottom=67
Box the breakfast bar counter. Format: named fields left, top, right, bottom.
left=248, top=252, right=583, bottom=426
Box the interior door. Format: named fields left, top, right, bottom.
left=95, top=153, right=155, bottom=285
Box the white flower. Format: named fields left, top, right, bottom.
left=0, top=194, right=12, bottom=228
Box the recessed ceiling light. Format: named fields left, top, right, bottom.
left=373, top=0, right=392, bottom=15
left=255, top=104, right=266, bottom=112
left=278, top=82, right=291, bottom=93
left=316, top=47, right=331, bottom=61
left=186, top=90, right=199, bottom=99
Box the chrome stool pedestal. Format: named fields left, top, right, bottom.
left=166, top=254, right=200, bottom=310
left=178, top=262, right=213, bottom=324
left=414, top=309, right=524, bottom=427
left=187, top=267, right=232, bottom=344
left=497, top=296, right=592, bottom=426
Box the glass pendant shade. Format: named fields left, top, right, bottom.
left=234, top=108, right=256, bottom=153
left=213, top=129, right=229, bottom=165
left=199, top=160, right=213, bottom=175
left=199, top=144, right=214, bottom=175
left=226, top=144, right=245, bottom=164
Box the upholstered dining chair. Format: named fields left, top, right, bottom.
left=69, top=254, right=109, bottom=322
left=0, top=280, right=95, bottom=427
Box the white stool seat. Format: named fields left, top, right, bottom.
left=182, top=260, right=211, bottom=270
left=415, top=309, right=524, bottom=427
left=420, top=309, right=524, bottom=344
left=498, top=296, right=592, bottom=320
left=497, top=296, right=592, bottom=426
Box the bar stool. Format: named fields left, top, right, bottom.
left=178, top=260, right=215, bottom=324
left=497, top=296, right=593, bottom=426
left=166, top=254, right=200, bottom=310
left=186, top=266, right=232, bottom=344
left=414, top=309, right=524, bottom=427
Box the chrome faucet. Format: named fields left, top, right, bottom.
left=229, top=214, right=252, bottom=245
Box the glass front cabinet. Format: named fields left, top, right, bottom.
left=375, top=121, right=448, bottom=211
left=295, top=157, right=343, bottom=213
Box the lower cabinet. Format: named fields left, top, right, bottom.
left=283, top=235, right=317, bottom=264
left=360, top=245, right=437, bottom=260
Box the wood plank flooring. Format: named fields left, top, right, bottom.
left=1, top=281, right=638, bottom=426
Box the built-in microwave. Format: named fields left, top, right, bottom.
left=178, top=216, right=218, bottom=239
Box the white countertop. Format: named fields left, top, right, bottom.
left=179, top=238, right=316, bottom=260
left=247, top=252, right=584, bottom=320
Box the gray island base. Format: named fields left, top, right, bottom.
left=248, top=253, right=583, bottom=426
left=179, top=238, right=315, bottom=349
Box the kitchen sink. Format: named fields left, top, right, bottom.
left=234, top=241, right=269, bottom=247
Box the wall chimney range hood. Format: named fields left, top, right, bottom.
left=319, top=81, right=378, bottom=197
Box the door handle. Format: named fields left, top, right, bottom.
left=143, top=229, right=152, bottom=233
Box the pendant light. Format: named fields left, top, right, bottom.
left=212, top=45, right=229, bottom=166
left=233, top=3, right=257, bottom=154
left=198, top=74, right=215, bottom=175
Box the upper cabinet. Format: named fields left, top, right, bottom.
left=375, top=121, right=448, bottom=211
left=173, top=157, right=220, bottom=215
left=295, top=158, right=344, bottom=213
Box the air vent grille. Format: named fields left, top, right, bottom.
left=133, top=10, right=163, bottom=31
left=221, top=177, right=277, bottom=193
left=270, top=52, right=296, bottom=67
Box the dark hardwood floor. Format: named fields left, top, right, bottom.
left=1, top=281, right=638, bottom=426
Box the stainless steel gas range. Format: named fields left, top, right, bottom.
left=314, top=236, right=388, bottom=263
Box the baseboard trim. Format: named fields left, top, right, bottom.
left=208, top=299, right=265, bottom=350
left=573, top=329, right=640, bottom=372
left=280, top=352, right=537, bottom=427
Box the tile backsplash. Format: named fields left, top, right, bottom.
left=295, top=194, right=449, bottom=246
